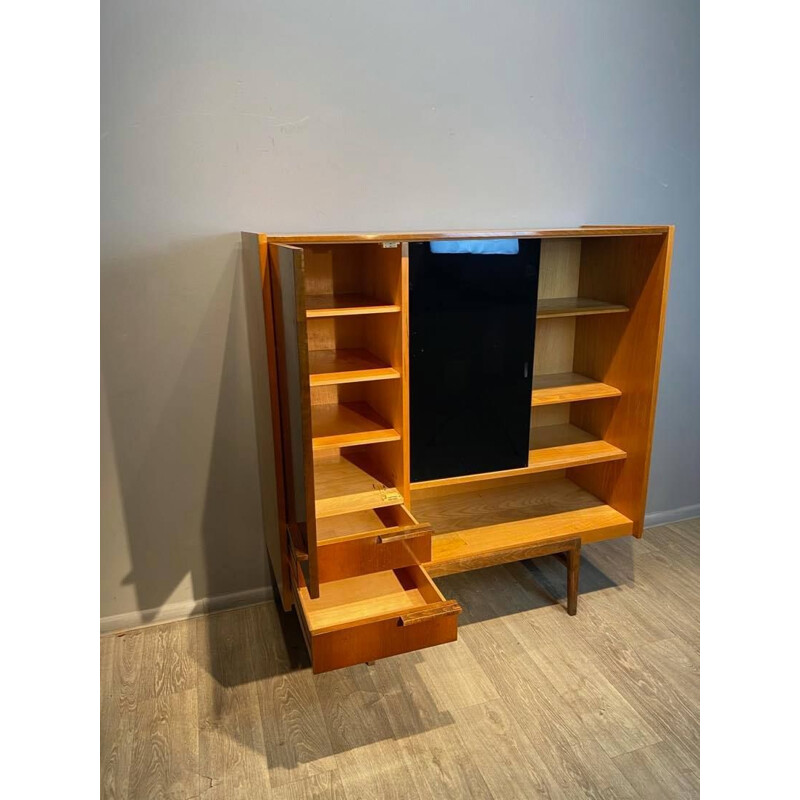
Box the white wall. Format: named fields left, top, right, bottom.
left=101, top=0, right=699, bottom=622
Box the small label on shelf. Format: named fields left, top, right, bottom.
left=382, top=241, right=400, bottom=248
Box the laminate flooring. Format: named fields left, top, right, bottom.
left=101, top=518, right=700, bottom=799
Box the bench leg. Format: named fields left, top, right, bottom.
left=566, top=547, right=580, bottom=616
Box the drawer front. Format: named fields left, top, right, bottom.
left=309, top=603, right=458, bottom=672
left=292, top=564, right=460, bottom=673
left=316, top=530, right=431, bottom=582
left=315, top=504, right=433, bottom=582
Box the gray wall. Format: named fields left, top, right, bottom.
left=101, top=0, right=699, bottom=621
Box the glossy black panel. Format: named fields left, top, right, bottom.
left=409, top=240, right=540, bottom=482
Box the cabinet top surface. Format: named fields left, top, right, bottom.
left=262, top=225, right=672, bottom=244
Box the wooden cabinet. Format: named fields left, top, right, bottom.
left=243, top=226, right=673, bottom=673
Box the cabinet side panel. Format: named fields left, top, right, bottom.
left=241, top=233, right=292, bottom=609
left=570, top=231, right=673, bottom=534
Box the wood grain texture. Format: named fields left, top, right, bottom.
left=266, top=226, right=671, bottom=244
left=258, top=229, right=671, bottom=657
left=452, top=700, right=573, bottom=800
left=532, top=372, right=621, bottom=406
left=414, top=475, right=630, bottom=577
left=538, top=238, right=581, bottom=299
left=310, top=401, right=400, bottom=450
left=569, top=230, right=674, bottom=535
left=292, top=563, right=459, bottom=673
left=313, top=450, right=404, bottom=517
left=196, top=609, right=273, bottom=799
left=307, top=348, right=399, bottom=386
left=537, top=297, right=630, bottom=318
left=409, top=423, right=626, bottom=491
left=533, top=317, right=576, bottom=376
left=315, top=504, right=419, bottom=544
left=316, top=532, right=432, bottom=583
left=529, top=423, right=627, bottom=471
left=305, top=294, right=401, bottom=317
left=101, top=519, right=699, bottom=800
left=301, top=243, right=401, bottom=320
left=296, top=569, right=432, bottom=632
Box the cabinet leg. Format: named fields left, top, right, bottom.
left=566, top=547, right=580, bottom=616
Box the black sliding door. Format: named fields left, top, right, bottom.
left=409, top=240, right=540, bottom=482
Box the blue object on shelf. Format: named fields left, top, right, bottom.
left=430, top=238, right=519, bottom=256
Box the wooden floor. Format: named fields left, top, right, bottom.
left=101, top=518, right=700, bottom=800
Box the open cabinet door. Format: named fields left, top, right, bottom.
left=268, top=243, right=319, bottom=597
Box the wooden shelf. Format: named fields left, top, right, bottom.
left=415, top=477, right=634, bottom=577
left=314, top=451, right=404, bottom=518
left=532, top=372, right=621, bottom=406
left=528, top=423, right=626, bottom=472
left=306, top=294, right=401, bottom=318
left=411, top=424, right=626, bottom=490
left=537, top=297, right=629, bottom=319
left=308, top=349, right=400, bottom=386
left=311, top=402, right=400, bottom=450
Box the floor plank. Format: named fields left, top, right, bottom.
left=369, top=653, right=494, bottom=799
left=453, top=700, right=571, bottom=800
left=101, top=518, right=701, bottom=800
left=126, top=689, right=199, bottom=800
left=613, top=740, right=700, bottom=799
left=196, top=608, right=273, bottom=799
left=271, top=771, right=345, bottom=800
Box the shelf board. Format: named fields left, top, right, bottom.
left=314, top=451, right=404, bottom=518
left=528, top=423, right=626, bottom=472
left=308, top=349, right=400, bottom=387
left=416, top=477, right=634, bottom=577
left=532, top=372, right=621, bottom=406
left=311, top=402, right=400, bottom=450
left=537, top=297, right=629, bottom=319
left=411, top=424, right=626, bottom=491
left=306, top=294, right=401, bottom=318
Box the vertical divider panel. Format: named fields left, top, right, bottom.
left=269, top=243, right=319, bottom=597
left=399, top=243, right=411, bottom=503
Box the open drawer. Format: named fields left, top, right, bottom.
left=289, top=504, right=433, bottom=583
left=315, top=504, right=432, bottom=581
left=292, top=563, right=461, bottom=673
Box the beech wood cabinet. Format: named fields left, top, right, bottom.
left=242, top=226, right=673, bottom=673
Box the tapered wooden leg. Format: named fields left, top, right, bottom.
left=566, top=545, right=580, bottom=616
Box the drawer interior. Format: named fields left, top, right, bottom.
left=296, top=564, right=446, bottom=633
left=316, top=504, right=420, bottom=545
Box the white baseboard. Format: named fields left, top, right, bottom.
left=644, top=504, right=700, bottom=529
left=100, top=585, right=274, bottom=636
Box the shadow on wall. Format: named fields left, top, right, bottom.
left=101, top=233, right=271, bottom=623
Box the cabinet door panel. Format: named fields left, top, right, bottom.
left=409, top=241, right=540, bottom=482
left=269, top=243, right=319, bottom=596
